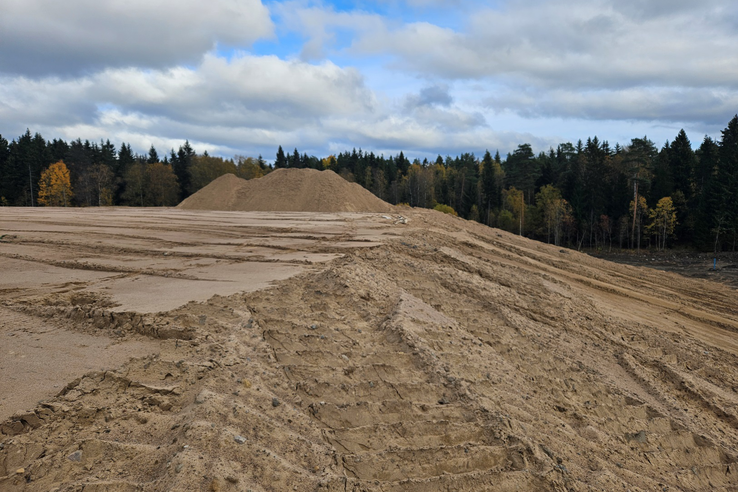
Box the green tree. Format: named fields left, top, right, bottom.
left=5, top=130, right=51, bottom=206
left=123, top=161, right=147, bottom=206
left=670, top=129, right=696, bottom=201
left=623, top=137, right=656, bottom=248
left=174, top=140, right=195, bottom=200
left=535, top=185, right=567, bottom=244
left=503, top=187, right=525, bottom=235
left=481, top=150, right=504, bottom=225
left=718, top=115, right=738, bottom=250
left=694, top=136, right=721, bottom=249
left=147, top=145, right=159, bottom=164
left=146, top=162, right=180, bottom=206
left=0, top=134, right=9, bottom=204
left=235, top=156, right=266, bottom=180
left=188, top=154, right=238, bottom=194
left=504, top=144, right=538, bottom=202
left=275, top=146, right=287, bottom=169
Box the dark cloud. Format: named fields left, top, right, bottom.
left=404, top=84, right=453, bottom=109
left=0, top=0, right=273, bottom=76
left=418, top=84, right=453, bottom=106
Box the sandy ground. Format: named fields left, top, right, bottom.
left=2, top=207, right=738, bottom=491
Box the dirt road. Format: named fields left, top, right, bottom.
left=2, top=208, right=737, bottom=491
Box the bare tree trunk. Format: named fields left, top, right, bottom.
left=28, top=165, right=34, bottom=207
left=631, top=181, right=638, bottom=249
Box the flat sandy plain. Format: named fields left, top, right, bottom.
left=2, top=207, right=738, bottom=491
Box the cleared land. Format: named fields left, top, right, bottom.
left=2, top=207, right=738, bottom=491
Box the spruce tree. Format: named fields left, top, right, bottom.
left=718, top=116, right=738, bottom=248
left=275, top=146, right=287, bottom=168
left=147, top=145, right=159, bottom=164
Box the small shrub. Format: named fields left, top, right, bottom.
left=433, top=203, right=458, bottom=216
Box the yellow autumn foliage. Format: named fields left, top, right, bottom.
left=38, top=161, right=73, bottom=206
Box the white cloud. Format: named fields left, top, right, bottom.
left=0, top=51, right=379, bottom=155
left=484, top=87, right=738, bottom=125
left=274, top=1, right=386, bottom=60
left=2, top=0, right=737, bottom=160
left=350, top=0, right=738, bottom=91
left=0, top=0, right=274, bottom=76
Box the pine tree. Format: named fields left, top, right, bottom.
left=481, top=150, right=503, bottom=223
left=147, top=145, right=159, bottom=164
left=275, top=146, right=287, bottom=169
left=0, top=134, right=9, bottom=204
left=503, top=144, right=538, bottom=202
left=718, top=115, right=738, bottom=249
left=669, top=129, right=696, bottom=201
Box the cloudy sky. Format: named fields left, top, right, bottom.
left=1, top=0, right=737, bottom=161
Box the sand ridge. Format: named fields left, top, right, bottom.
left=178, top=168, right=395, bottom=213
left=2, top=208, right=738, bottom=491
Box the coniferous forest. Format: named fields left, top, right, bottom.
left=2, top=115, right=738, bottom=253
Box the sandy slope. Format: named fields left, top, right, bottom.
left=2, top=208, right=738, bottom=491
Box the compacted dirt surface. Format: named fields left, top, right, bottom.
left=2, top=207, right=738, bottom=491
left=591, top=250, right=738, bottom=290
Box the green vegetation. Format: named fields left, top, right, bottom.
left=433, top=203, right=457, bottom=216
left=2, top=115, right=738, bottom=252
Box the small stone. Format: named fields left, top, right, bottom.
left=175, top=463, right=183, bottom=473
left=15, top=468, right=25, bottom=475
left=234, top=435, right=246, bottom=444
left=628, top=430, right=647, bottom=443
left=226, top=476, right=239, bottom=484
left=309, top=324, right=318, bottom=330
left=68, top=450, right=82, bottom=462
left=272, top=398, right=281, bottom=407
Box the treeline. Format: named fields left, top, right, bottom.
left=2, top=115, right=737, bottom=252
left=0, top=132, right=269, bottom=208
left=275, top=116, right=738, bottom=252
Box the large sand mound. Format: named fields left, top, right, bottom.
left=178, top=168, right=394, bottom=213
left=3, top=207, right=738, bottom=491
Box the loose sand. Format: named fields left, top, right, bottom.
left=177, top=169, right=395, bottom=213
left=2, top=207, right=738, bottom=491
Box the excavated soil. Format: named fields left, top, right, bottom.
left=177, top=169, right=395, bottom=213
left=2, top=207, right=738, bottom=491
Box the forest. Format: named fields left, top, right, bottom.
left=1, top=115, right=737, bottom=253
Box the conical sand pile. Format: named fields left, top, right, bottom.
left=178, top=169, right=393, bottom=213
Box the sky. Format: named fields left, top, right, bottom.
left=1, top=0, right=737, bottom=161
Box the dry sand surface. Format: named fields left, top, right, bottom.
left=2, top=207, right=738, bottom=491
